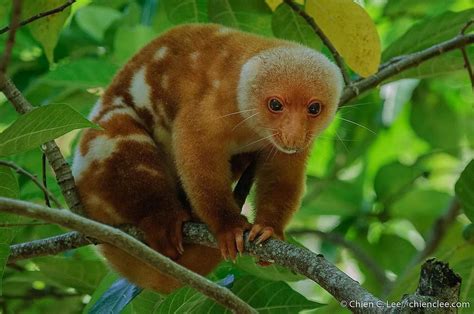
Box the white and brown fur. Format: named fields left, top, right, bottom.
left=72, top=24, right=343, bottom=292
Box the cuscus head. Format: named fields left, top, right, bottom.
left=237, top=45, right=343, bottom=154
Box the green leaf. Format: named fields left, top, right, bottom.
left=456, top=160, right=474, bottom=222
left=374, top=161, right=426, bottom=205
left=299, top=178, right=363, bottom=217
left=40, top=59, right=119, bottom=88
left=383, top=9, right=474, bottom=61
left=0, top=166, right=20, bottom=295
left=75, top=5, right=122, bottom=41
left=334, top=92, right=382, bottom=168
left=157, top=275, right=323, bottom=313
left=271, top=3, right=321, bottom=50
left=0, top=0, right=11, bottom=22
left=22, top=0, right=72, bottom=63
left=235, top=255, right=305, bottom=282
left=0, top=104, right=98, bottom=157
left=383, top=0, right=452, bottom=19
left=362, top=234, right=417, bottom=275
left=163, top=0, right=207, bottom=24
left=114, top=25, right=157, bottom=64
left=126, top=290, right=163, bottom=313
left=34, top=256, right=108, bottom=294
left=382, top=9, right=474, bottom=79
left=410, top=84, right=461, bottom=155
left=391, top=189, right=451, bottom=236
left=208, top=0, right=273, bottom=35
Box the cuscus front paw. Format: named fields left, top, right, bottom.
left=215, top=215, right=251, bottom=261
left=248, top=224, right=283, bottom=266
left=139, top=209, right=191, bottom=260
left=248, top=224, right=283, bottom=244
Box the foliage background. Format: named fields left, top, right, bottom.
left=0, top=0, right=473, bottom=313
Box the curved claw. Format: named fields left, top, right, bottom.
left=217, top=224, right=251, bottom=261
left=249, top=224, right=275, bottom=244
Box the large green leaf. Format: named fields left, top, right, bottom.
left=40, top=59, right=119, bottom=88
left=235, top=255, right=304, bottom=282
left=114, top=25, right=157, bottom=64
left=207, top=0, right=273, bottom=36
left=163, top=0, right=207, bottom=24
left=374, top=161, right=427, bottom=205
left=382, top=9, right=474, bottom=79
left=410, top=84, right=461, bottom=155
left=75, top=5, right=122, bottom=41
left=333, top=92, right=383, bottom=169
left=157, top=275, right=323, bottom=313
left=0, top=104, right=98, bottom=157
left=361, top=234, right=417, bottom=275
left=0, top=166, right=20, bottom=295
left=383, top=9, right=474, bottom=60
left=391, top=189, right=451, bottom=236
left=34, top=256, right=108, bottom=294
left=383, top=0, right=452, bottom=19
left=22, top=0, right=72, bottom=63
left=0, top=0, right=11, bottom=22
left=271, top=3, right=321, bottom=50
left=456, top=160, right=474, bottom=222
left=299, top=178, right=362, bottom=217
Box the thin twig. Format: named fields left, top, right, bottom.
left=0, top=160, right=62, bottom=207
left=339, top=33, right=474, bottom=106
left=287, top=229, right=389, bottom=287
left=0, top=74, right=85, bottom=216
left=0, top=197, right=257, bottom=314
left=42, top=153, right=51, bottom=207
left=0, top=0, right=76, bottom=35
left=412, top=199, right=461, bottom=265
left=460, top=20, right=474, bottom=90
left=0, top=0, right=22, bottom=74
left=383, top=199, right=461, bottom=299
left=283, top=0, right=351, bottom=86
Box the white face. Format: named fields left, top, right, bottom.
left=237, top=46, right=343, bottom=154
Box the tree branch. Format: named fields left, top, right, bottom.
left=339, top=33, right=474, bottom=106
left=3, top=199, right=383, bottom=313
left=287, top=228, right=389, bottom=287
left=0, top=197, right=257, bottom=314
left=409, top=199, right=461, bottom=270
left=460, top=20, right=474, bottom=89
left=283, top=0, right=352, bottom=86
left=0, top=0, right=76, bottom=35
left=0, top=0, right=22, bottom=74
left=0, top=74, right=85, bottom=216
left=0, top=160, right=62, bottom=208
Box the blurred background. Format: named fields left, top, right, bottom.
left=0, top=0, right=473, bottom=313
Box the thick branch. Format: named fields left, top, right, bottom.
left=0, top=197, right=256, bottom=314
left=8, top=218, right=384, bottom=313
left=0, top=0, right=75, bottom=35
left=391, top=259, right=462, bottom=314
left=288, top=229, right=389, bottom=287
left=339, top=33, right=474, bottom=106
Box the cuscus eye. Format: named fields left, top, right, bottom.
left=268, top=98, right=283, bottom=112
left=307, top=102, right=322, bottom=116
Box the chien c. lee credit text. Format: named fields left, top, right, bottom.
left=340, top=299, right=471, bottom=310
